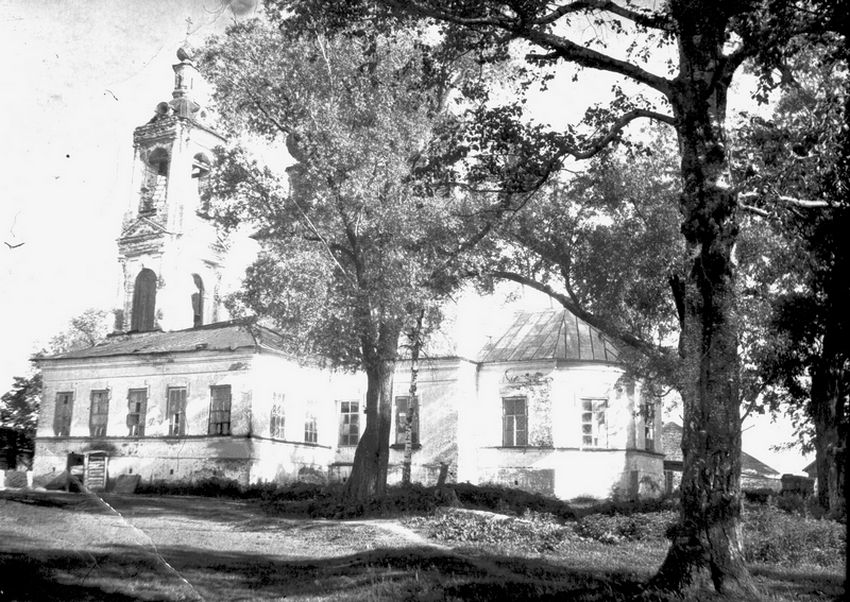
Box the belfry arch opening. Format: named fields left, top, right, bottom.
left=192, top=274, right=205, bottom=327
left=131, top=268, right=157, bottom=331
left=140, top=148, right=170, bottom=213
left=192, top=153, right=211, bottom=212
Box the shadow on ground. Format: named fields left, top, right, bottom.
left=2, top=542, right=844, bottom=602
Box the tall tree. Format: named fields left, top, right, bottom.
left=274, top=0, right=835, bottom=594
left=200, top=18, right=473, bottom=504
left=735, top=37, right=849, bottom=517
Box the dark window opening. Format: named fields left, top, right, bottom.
left=502, top=396, right=527, bottom=447
left=191, top=274, right=204, bottom=327
left=641, top=402, right=656, bottom=451
left=208, top=385, right=232, bottom=435
left=131, top=268, right=157, bottom=331
left=89, top=390, right=109, bottom=437
left=54, top=392, right=74, bottom=437
left=127, top=389, right=147, bottom=437
left=140, top=148, right=170, bottom=213
left=394, top=396, right=419, bottom=446
left=192, top=153, right=211, bottom=212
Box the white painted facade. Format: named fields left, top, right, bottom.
left=31, top=50, right=664, bottom=500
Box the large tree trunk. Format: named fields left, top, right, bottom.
left=343, top=323, right=401, bottom=505
left=810, top=331, right=847, bottom=518
left=652, top=5, right=757, bottom=595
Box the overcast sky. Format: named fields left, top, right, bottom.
left=0, top=0, right=809, bottom=474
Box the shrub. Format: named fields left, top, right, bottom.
left=573, top=511, right=676, bottom=544
left=742, top=487, right=776, bottom=505
left=406, top=509, right=571, bottom=552
left=451, top=483, right=576, bottom=520
left=743, top=505, right=845, bottom=567
left=136, top=476, right=243, bottom=497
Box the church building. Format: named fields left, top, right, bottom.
left=31, top=50, right=664, bottom=500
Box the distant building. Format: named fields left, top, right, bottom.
left=662, top=422, right=781, bottom=493
left=30, top=49, right=664, bottom=500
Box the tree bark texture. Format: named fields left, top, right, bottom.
left=652, top=3, right=757, bottom=595
left=402, top=310, right=424, bottom=487
left=343, top=322, right=401, bottom=504
left=810, top=329, right=846, bottom=518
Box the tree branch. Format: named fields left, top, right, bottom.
left=533, top=0, right=675, bottom=31
left=489, top=269, right=664, bottom=355
left=739, top=191, right=833, bottom=209
left=387, top=1, right=672, bottom=94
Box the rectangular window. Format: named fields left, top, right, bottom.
left=304, top=415, right=317, bottom=444
left=502, top=396, right=527, bottom=447
left=208, top=385, right=232, bottom=435
left=89, top=390, right=109, bottom=437
left=581, top=398, right=608, bottom=447
left=642, top=402, right=656, bottom=451
left=394, top=396, right=419, bottom=445
left=270, top=393, right=285, bottom=439
left=167, top=387, right=187, bottom=436
left=127, top=389, right=147, bottom=437
left=338, top=401, right=360, bottom=446
left=54, top=391, right=74, bottom=436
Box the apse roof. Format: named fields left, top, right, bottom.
left=662, top=423, right=781, bottom=479
left=39, top=319, right=289, bottom=361
left=477, top=309, right=622, bottom=364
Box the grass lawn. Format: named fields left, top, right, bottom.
left=0, top=490, right=844, bottom=601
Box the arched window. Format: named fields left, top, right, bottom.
left=192, top=153, right=211, bottom=212
left=191, top=273, right=204, bottom=327
left=131, top=268, right=157, bottom=331
left=140, top=148, right=170, bottom=213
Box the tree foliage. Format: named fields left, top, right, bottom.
left=734, top=38, right=849, bottom=516
left=200, top=17, right=479, bottom=502
left=266, top=0, right=840, bottom=595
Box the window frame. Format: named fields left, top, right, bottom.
left=89, top=389, right=109, bottom=437
left=208, top=385, right=232, bottom=436
left=54, top=391, right=74, bottom=437
left=270, top=393, right=285, bottom=439
left=166, top=387, right=187, bottom=437
left=501, top=396, right=528, bottom=447
left=641, top=402, right=656, bottom=451
left=338, top=400, right=360, bottom=446
left=581, top=397, right=608, bottom=448
left=126, top=388, right=148, bottom=437
left=304, top=415, right=318, bottom=444
left=394, top=396, right=420, bottom=446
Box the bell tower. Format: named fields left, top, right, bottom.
left=117, top=48, right=227, bottom=332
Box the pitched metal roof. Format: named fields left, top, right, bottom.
left=39, top=319, right=290, bottom=361
left=477, top=309, right=622, bottom=364
left=662, top=423, right=781, bottom=479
